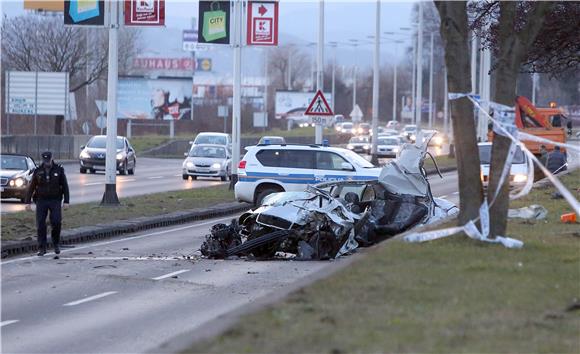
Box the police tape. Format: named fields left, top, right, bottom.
left=404, top=93, right=579, bottom=249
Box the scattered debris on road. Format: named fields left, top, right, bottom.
left=201, top=141, right=458, bottom=260
left=508, top=204, right=548, bottom=220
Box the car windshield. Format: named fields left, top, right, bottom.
left=479, top=145, right=525, bottom=165
left=342, top=150, right=375, bottom=168
left=189, top=146, right=226, bottom=158
left=195, top=135, right=227, bottom=145
left=1, top=156, right=28, bottom=170
left=378, top=138, right=399, bottom=145
left=343, top=123, right=353, bottom=129
left=349, top=137, right=369, bottom=143
left=87, top=137, right=124, bottom=149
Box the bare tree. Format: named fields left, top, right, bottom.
left=268, top=44, right=309, bottom=90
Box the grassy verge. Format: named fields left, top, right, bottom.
left=130, top=135, right=175, bottom=153
left=425, top=155, right=456, bottom=171
left=188, top=170, right=579, bottom=353
left=1, top=186, right=235, bottom=242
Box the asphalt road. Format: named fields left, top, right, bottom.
left=0, top=172, right=459, bottom=354
left=0, top=158, right=225, bottom=214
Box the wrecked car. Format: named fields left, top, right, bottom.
left=201, top=138, right=458, bottom=260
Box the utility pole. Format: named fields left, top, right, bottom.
left=231, top=0, right=242, bottom=185
left=411, top=36, right=416, bottom=122
left=330, top=42, right=337, bottom=113
left=287, top=46, right=292, bottom=90
left=190, top=18, right=196, bottom=122
left=392, top=42, right=398, bottom=121
left=428, top=32, right=434, bottom=129
left=101, top=0, right=119, bottom=205
left=264, top=47, right=269, bottom=132
left=415, top=2, right=423, bottom=127
left=443, top=66, right=449, bottom=136
left=370, top=0, right=380, bottom=165
left=315, top=0, right=324, bottom=144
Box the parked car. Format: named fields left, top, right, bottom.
left=192, top=132, right=232, bottom=149
left=356, top=123, right=371, bottom=135
left=347, top=136, right=371, bottom=154
left=478, top=142, right=529, bottom=188
left=386, top=120, right=400, bottom=130
left=79, top=135, right=136, bottom=175
left=183, top=144, right=231, bottom=181
left=0, top=154, right=36, bottom=202
left=258, top=136, right=286, bottom=145
left=376, top=136, right=403, bottom=157
left=235, top=144, right=381, bottom=205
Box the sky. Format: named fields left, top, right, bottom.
left=0, top=1, right=417, bottom=75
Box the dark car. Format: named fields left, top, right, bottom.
left=79, top=135, right=136, bottom=175
left=0, top=154, right=37, bottom=202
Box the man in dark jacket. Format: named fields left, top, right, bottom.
left=545, top=146, right=567, bottom=174
left=25, top=151, right=70, bottom=256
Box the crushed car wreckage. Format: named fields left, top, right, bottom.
left=201, top=138, right=458, bottom=260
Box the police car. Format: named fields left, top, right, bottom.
left=235, top=143, right=382, bottom=205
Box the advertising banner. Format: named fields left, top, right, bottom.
left=117, top=77, right=192, bottom=120
left=275, top=91, right=332, bottom=119
left=198, top=1, right=230, bottom=44
left=64, top=0, right=107, bottom=26
left=124, top=0, right=165, bottom=26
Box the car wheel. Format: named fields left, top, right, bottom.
left=80, top=167, right=86, bottom=174
left=255, top=188, right=282, bottom=206
left=182, top=174, right=189, bottom=180
left=89, top=169, right=95, bottom=174
left=220, top=175, right=227, bottom=182
left=191, top=176, right=197, bottom=180
left=128, top=162, right=135, bottom=175
left=119, top=161, right=127, bottom=175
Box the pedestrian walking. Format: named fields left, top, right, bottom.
left=545, top=146, right=567, bottom=174
left=25, top=151, right=69, bottom=256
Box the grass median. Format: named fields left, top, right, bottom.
left=188, top=170, right=579, bottom=353
left=1, top=185, right=235, bottom=242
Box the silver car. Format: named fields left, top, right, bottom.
left=182, top=144, right=231, bottom=181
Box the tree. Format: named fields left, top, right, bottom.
left=267, top=44, right=309, bottom=91
left=434, top=1, right=483, bottom=224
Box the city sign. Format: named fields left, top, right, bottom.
left=124, top=0, right=165, bottom=26
left=247, top=1, right=279, bottom=46
left=198, top=1, right=231, bottom=44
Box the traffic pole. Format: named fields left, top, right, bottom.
left=415, top=1, right=423, bottom=127
left=101, top=0, right=120, bottom=205
left=231, top=0, right=242, bottom=187
left=315, top=0, right=324, bottom=144
left=392, top=42, right=398, bottom=121
left=428, top=32, right=434, bottom=129
left=370, top=0, right=380, bottom=165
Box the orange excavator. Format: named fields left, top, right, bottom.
left=488, top=96, right=569, bottom=155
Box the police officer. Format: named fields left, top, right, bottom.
left=25, top=151, right=70, bottom=256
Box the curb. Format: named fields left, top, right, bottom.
left=2, top=166, right=458, bottom=259
left=1, top=202, right=251, bottom=259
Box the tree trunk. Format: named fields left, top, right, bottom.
left=435, top=1, right=483, bottom=224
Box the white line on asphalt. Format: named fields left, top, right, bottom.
left=452, top=191, right=460, bottom=195
left=152, top=269, right=190, bottom=280
left=147, top=176, right=164, bottom=179
left=0, top=320, right=19, bottom=327
left=84, top=182, right=103, bottom=186
left=63, top=291, right=117, bottom=307
left=2, top=216, right=235, bottom=265
left=118, top=178, right=136, bottom=182
left=174, top=174, right=181, bottom=177
left=440, top=195, right=448, bottom=199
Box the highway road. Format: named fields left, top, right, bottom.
left=0, top=158, right=226, bottom=214
left=1, top=173, right=459, bottom=354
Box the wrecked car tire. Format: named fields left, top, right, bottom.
left=226, top=230, right=292, bottom=258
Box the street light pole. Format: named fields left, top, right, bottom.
left=287, top=46, right=292, bottom=90
left=330, top=42, right=337, bottom=113
left=392, top=47, right=397, bottom=121
left=315, top=0, right=324, bottom=144
left=370, top=0, right=380, bottom=165
left=415, top=2, right=423, bottom=126
left=428, top=32, right=434, bottom=129
left=101, top=0, right=119, bottom=205
left=443, top=66, right=449, bottom=136
left=411, top=36, right=416, bottom=122
left=231, top=0, right=242, bottom=185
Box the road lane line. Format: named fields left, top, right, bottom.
left=439, top=195, right=448, bottom=199
left=147, top=176, right=164, bottom=179
left=2, top=216, right=235, bottom=265
left=63, top=291, right=117, bottom=307
left=452, top=191, right=459, bottom=195
left=174, top=174, right=181, bottom=177
left=118, top=178, right=136, bottom=182
left=0, top=320, right=19, bottom=327
left=152, top=269, right=190, bottom=280
left=84, top=182, right=103, bottom=186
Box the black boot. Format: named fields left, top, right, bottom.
left=54, top=244, right=61, bottom=254
left=37, top=247, right=46, bottom=256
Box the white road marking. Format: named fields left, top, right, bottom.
left=452, top=191, right=460, bottom=195
left=0, top=320, right=19, bottom=327
left=152, top=269, right=190, bottom=280
left=84, top=182, right=103, bottom=186
left=2, top=216, right=234, bottom=265
left=63, top=291, right=117, bottom=307
left=118, top=178, right=136, bottom=182
left=174, top=174, right=182, bottom=177
left=62, top=256, right=192, bottom=261
left=147, top=176, right=164, bottom=179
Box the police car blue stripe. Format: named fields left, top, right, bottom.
left=239, top=173, right=378, bottom=184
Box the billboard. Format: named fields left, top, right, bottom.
left=5, top=71, right=69, bottom=116
left=64, top=0, right=107, bottom=26
left=275, top=91, right=332, bottom=119
left=117, top=77, right=192, bottom=120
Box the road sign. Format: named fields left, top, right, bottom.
left=304, top=90, right=334, bottom=116
left=218, top=105, right=229, bottom=117
left=5, top=71, right=69, bottom=115
left=253, top=112, right=267, bottom=127
left=96, top=115, right=106, bottom=129
left=64, top=0, right=107, bottom=27
left=350, top=104, right=363, bottom=122
left=198, top=1, right=230, bottom=44
left=95, top=100, right=107, bottom=115
left=247, top=1, right=279, bottom=46
left=82, top=121, right=91, bottom=135
left=124, top=0, right=165, bottom=26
